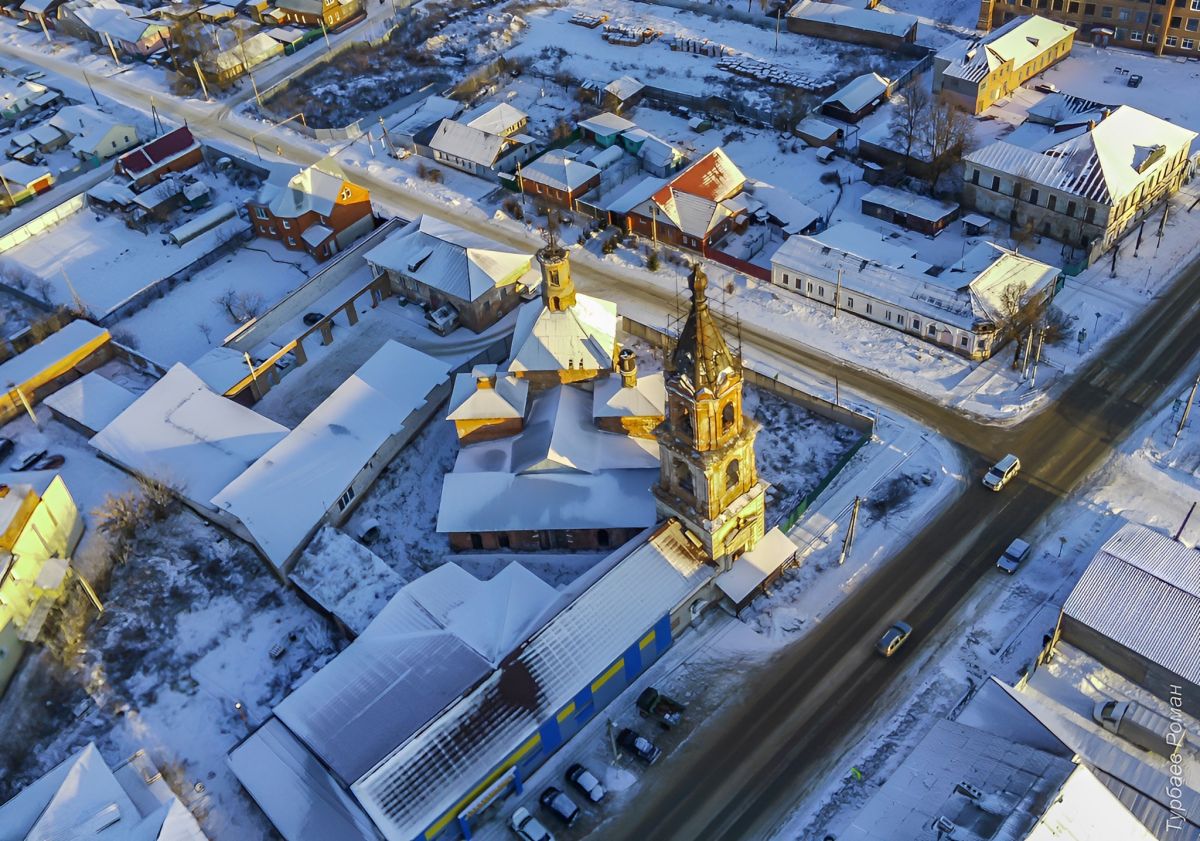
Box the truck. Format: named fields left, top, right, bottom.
left=1092, top=698, right=1183, bottom=757
left=637, top=687, right=685, bottom=727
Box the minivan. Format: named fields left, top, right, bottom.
left=983, top=454, right=1020, bottom=492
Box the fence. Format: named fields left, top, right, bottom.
left=774, top=432, right=870, bottom=533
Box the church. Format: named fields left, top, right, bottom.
left=437, top=235, right=778, bottom=575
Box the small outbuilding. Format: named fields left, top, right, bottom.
left=860, top=185, right=960, bottom=236
left=820, top=72, right=891, bottom=124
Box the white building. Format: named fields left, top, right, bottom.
left=769, top=236, right=1060, bottom=360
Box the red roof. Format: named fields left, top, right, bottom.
left=652, top=147, right=744, bottom=206
left=118, top=126, right=197, bottom=174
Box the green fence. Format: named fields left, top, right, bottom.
left=775, top=431, right=871, bottom=534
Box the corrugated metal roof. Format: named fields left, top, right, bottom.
left=352, top=521, right=715, bottom=840
left=1063, top=524, right=1200, bottom=685
left=938, top=15, right=1075, bottom=85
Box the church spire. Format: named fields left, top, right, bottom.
left=670, top=263, right=736, bottom=393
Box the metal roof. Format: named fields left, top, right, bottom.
left=1062, top=524, right=1200, bottom=686
left=938, top=15, right=1075, bottom=85
left=351, top=521, right=714, bottom=840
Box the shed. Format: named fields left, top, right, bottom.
left=42, top=371, right=136, bottom=436
left=820, top=72, right=890, bottom=124
left=714, top=527, right=798, bottom=613
left=860, top=185, right=960, bottom=236
left=794, top=115, right=843, bottom=148
left=0, top=320, right=111, bottom=425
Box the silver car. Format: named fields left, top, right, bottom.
left=875, top=621, right=913, bottom=657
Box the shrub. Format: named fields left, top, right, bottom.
left=646, top=251, right=660, bottom=272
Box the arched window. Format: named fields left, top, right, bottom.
left=676, top=460, right=694, bottom=495
left=680, top=406, right=694, bottom=437
left=552, top=296, right=561, bottom=309
left=726, top=459, right=740, bottom=490
left=721, top=402, right=736, bottom=433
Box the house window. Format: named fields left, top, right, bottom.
left=287, top=236, right=296, bottom=246
left=807, top=282, right=814, bottom=293
left=817, top=285, right=825, bottom=297
left=866, top=302, right=873, bottom=315
left=597, top=529, right=610, bottom=548
left=1119, top=7, right=1130, bottom=19
left=721, top=402, right=735, bottom=432
left=470, top=533, right=483, bottom=549
left=281, top=220, right=290, bottom=230
left=1193, top=0, right=1200, bottom=11
left=1085, top=206, right=1096, bottom=223
left=1029, top=188, right=1040, bottom=205
left=1131, top=30, right=1143, bottom=40
left=1048, top=195, right=1057, bottom=211
left=336, top=486, right=355, bottom=511
left=1066, top=200, right=1077, bottom=217
left=960, top=336, right=969, bottom=347
left=847, top=296, right=854, bottom=308
left=991, top=175, right=1001, bottom=191
left=971, top=169, right=979, bottom=185
left=913, top=318, right=920, bottom=330
left=782, top=272, right=790, bottom=286
left=885, top=310, right=892, bottom=321
left=1185, top=38, right=1196, bottom=48
left=927, top=324, right=937, bottom=336
left=1100, top=5, right=1112, bottom=17
left=896, top=315, right=905, bottom=327
left=254, top=206, right=268, bottom=220
left=1167, top=35, right=1179, bottom=46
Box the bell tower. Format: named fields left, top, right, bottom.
left=654, top=263, right=767, bottom=569
left=537, top=231, right=576, bottom=313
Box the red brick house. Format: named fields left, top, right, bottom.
left=623, top=147, right=749, bottom=255
left=519, top=150, right=601, bottom=210
left=246, top=159, right=375, bottom=262
left=114, top=125, right=203, bottom=191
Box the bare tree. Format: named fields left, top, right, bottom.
left=891, top=84, right=930, bottom=161
left=924, top=94, right=973, bottom=193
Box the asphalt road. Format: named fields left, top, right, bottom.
left=597, top=247, right=1200, bottom=840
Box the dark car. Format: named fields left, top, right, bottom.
left=10, top=449, right=46, bottom=472
left=539, top=786, right=579, bottom=826
left=1128, top=73, right=1143, bottom=88
left=302, top=312, right=324, bottom=326
left=0, top=437, right=13, bottom=462
left=566, top=763, right=606, bottom=802
left=617, top=728, right=662, bottom=764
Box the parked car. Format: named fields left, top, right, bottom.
left=9, top=449, right=46, bottom=471
left=875, top=620, right=912, bottom=657
left=637, top=687, right=685, bottom=727
left=510, top=806, right=554, bottom=841
left=302, top=312, right=324, bottom=326
left=1128, top=73, right=1143, bottom=88
left=617, top=728, right=662, bottom=764
left=0, top=437, right=13, bottom=462
left=539, top=786, right=579, bottom=826
left=425, top=303, right=460, bottom=336
left=566, top=763, right=606, bottom=803
left=1034, top=82, right=1057, bottom=93
left=996, top=538, right=1031, bottom=574
left=982, top=454, right=1020, bottom=492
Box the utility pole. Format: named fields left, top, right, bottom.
left=1021, top=325, right=1034, bottom=379
left=1177, top=371, right=1200, bottom=440
left=834, top=375, right=840, bottom=407
left=1030, top=326, right=1045, bottom=388
left=149, top=98, right=162, bottom=135
left=37, top=14, right=51, bottom=44
left=833, top=268, right=842, bottom=319
left=320, top=17, right=331, bottom=51
left=651, top=204, right=658, bottom=247
left=1110, top=242, right=1118, bottom=278
left=378, top=116, right=396, bottom=157
left=774, top=5, right=782, bottom=52
left=1175, top=501, right=1196, bottom=542
left=104, top=33, right=120, bottom=65
left=839, top=496, right=861, bottom=565
left=73, top=567, right=103, bottom=613
left=82, top=71, right=100, bottom=106
left=1157, top=201, right=1169, bottom=251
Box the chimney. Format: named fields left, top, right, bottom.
left=618, top=348, right=638, bottom=388
left=1087, top=119, right=1097, bottom=132
left=1101, top=107, right=1112, bottom=121
left=472, top=364, right=497, bottom=390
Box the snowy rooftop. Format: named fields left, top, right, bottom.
left=461, top=101, right=527, bottom=136
left=1005, top=641, right=1200, bottom=838
left=90, top=363, right=288, bottom=509
left=937, top=15, right=1076, bottom=84
left=714, top=526, right=797, bottom=606
left=823, top=72, right=890, bottom=115
left=0, top=742, right=207, bottom=841
left=257, top=159, right=351, bottom=220
left=351, top=519, right=714, bottom=840
left=965, top=105, right=1197, bottom=206
left=365, top=215, right=537, bottom=304
left=839, top=718, right=1075, bottom=841
left=591, top=368, right=666, bottom=420
left=287, top=526, right=402, bottom=636
left=813, top=221, right=931, bottom=273
left=521, top=150, right=600, bottom=194
left=771, top=236, right=1060, bottom=330
left=1062, top=522, right=1200, bottom=686
left=439, top=385, right=659, bottom=533
left=42, top=371, right=135, bottom=435
left=506, top=292, right=618, bottom=375
left=272, top=560, right=554, bottom=786
left=428, top=119, right=511, bottom=168
left=787, top=1, right=917, bottom=38
left=212, top=340, right=451, bottom=573
left=388, top=95, right=462, bottom=136
left=447, top=365, right=528, bottom=421
left=0, top=319, right=109, bottom=390
left=861, top=185, right=959, bottom=224
left=578, top=111, right=636, bottom=137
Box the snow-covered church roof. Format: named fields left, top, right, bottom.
left=506, top=293, right=618, bottom=375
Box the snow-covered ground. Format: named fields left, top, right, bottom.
left=777, top=362, right=1200, bottom=839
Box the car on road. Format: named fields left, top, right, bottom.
left=996, top=538, right=1032, bottom=574
left=1034, top=82, right=1057, bottom=93
left=617, top=728, right=662, bottom=764
left=566, top=763, right=606, bottom=803
left=983, top=454, right=1020, bottom=491
left=1128, top=73, right=1143, bottom=88
left=539, top=786, right=579, bottom=826
left=0, top=437, right=13, bottom=462
left=875, top=620, right=913, bottom=657
left=510, top=806, right=554, bottom=841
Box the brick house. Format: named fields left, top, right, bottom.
left=246, top=159, right=375, bottom=262
left=273, top=0, right=361, bottom=29
left=623, top=147, right=749, bottom=255
left=518, top=150, right=602, bottom=210
left=364, top=214, right=539, bottom=332
left=114, top=125, right=203, bottom=190
left=979, top=0, right=1200, bottom=57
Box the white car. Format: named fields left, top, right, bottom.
left=510, top=806, right=554, bottom=841
left=566, top=762, right=606, bottom=803
left=996, top=538, right=1031, bottom=574
left=983, top=454, right=1020, bottom=492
